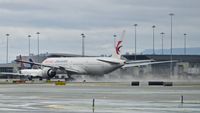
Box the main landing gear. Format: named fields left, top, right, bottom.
left=65, top=74, right=75, bottom=81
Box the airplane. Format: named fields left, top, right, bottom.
left=14, top=30, right=175, bottom=80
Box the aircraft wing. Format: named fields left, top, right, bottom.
left=122, top=60, right=177, bottom=68
left=15, top=60, right=84, bottom=74
left=15, top=59, right=55, bottom=68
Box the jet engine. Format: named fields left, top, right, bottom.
left=42, top=68, right=57, bottom=78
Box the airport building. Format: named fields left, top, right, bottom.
left=123, top=55, right=200, bottom=79
left=0, top=63, right=18, bottom=73
left=0, top=53, right=200, bottom=79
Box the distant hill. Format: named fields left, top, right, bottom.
left=142, top=47, right=200, bottom=55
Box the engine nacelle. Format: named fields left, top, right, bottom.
left=42, top=68, right=57, bottom=78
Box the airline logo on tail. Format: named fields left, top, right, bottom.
left=116, top=41, right=122, bottom=55
left=115, top=30, right=126, bottom=55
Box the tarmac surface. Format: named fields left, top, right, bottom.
left=0, top=81, right=200, bottom=113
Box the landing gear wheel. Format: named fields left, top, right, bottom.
left=65, top=77, right=75, bottom=81
left=46, top=77, right=51, bottom=81
left=28, top=76, right=33, bottom=81
left=39, top=77, right=43, bottom=81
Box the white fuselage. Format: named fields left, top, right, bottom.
left=42, top=57, right=125, bottom=75
left=19, top=69, right=43, bottom=77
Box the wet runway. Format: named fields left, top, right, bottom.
left=0, top=82, right=200, bottom=113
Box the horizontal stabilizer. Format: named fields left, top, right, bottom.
left=97, top=58, right=121, bottom=64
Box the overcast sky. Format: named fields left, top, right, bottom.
left=0, top=0, right=199, bottom=63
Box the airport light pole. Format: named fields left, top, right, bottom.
left=36, top=32, right=40, bottom=62
left=184, top=33, right=187, bottom=55
left=134, top=24, right=137, bottom=60
left=28, top=35, right=31, bottom=57
left=81, top=33, right=85, bottom=57
left=169, top=13, right=174, bottom=77
left=6, top=34, right=10, bottom=63
left=160, top=32, right=165, bottom=55
left=152, top=25, right=156, bottom=54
